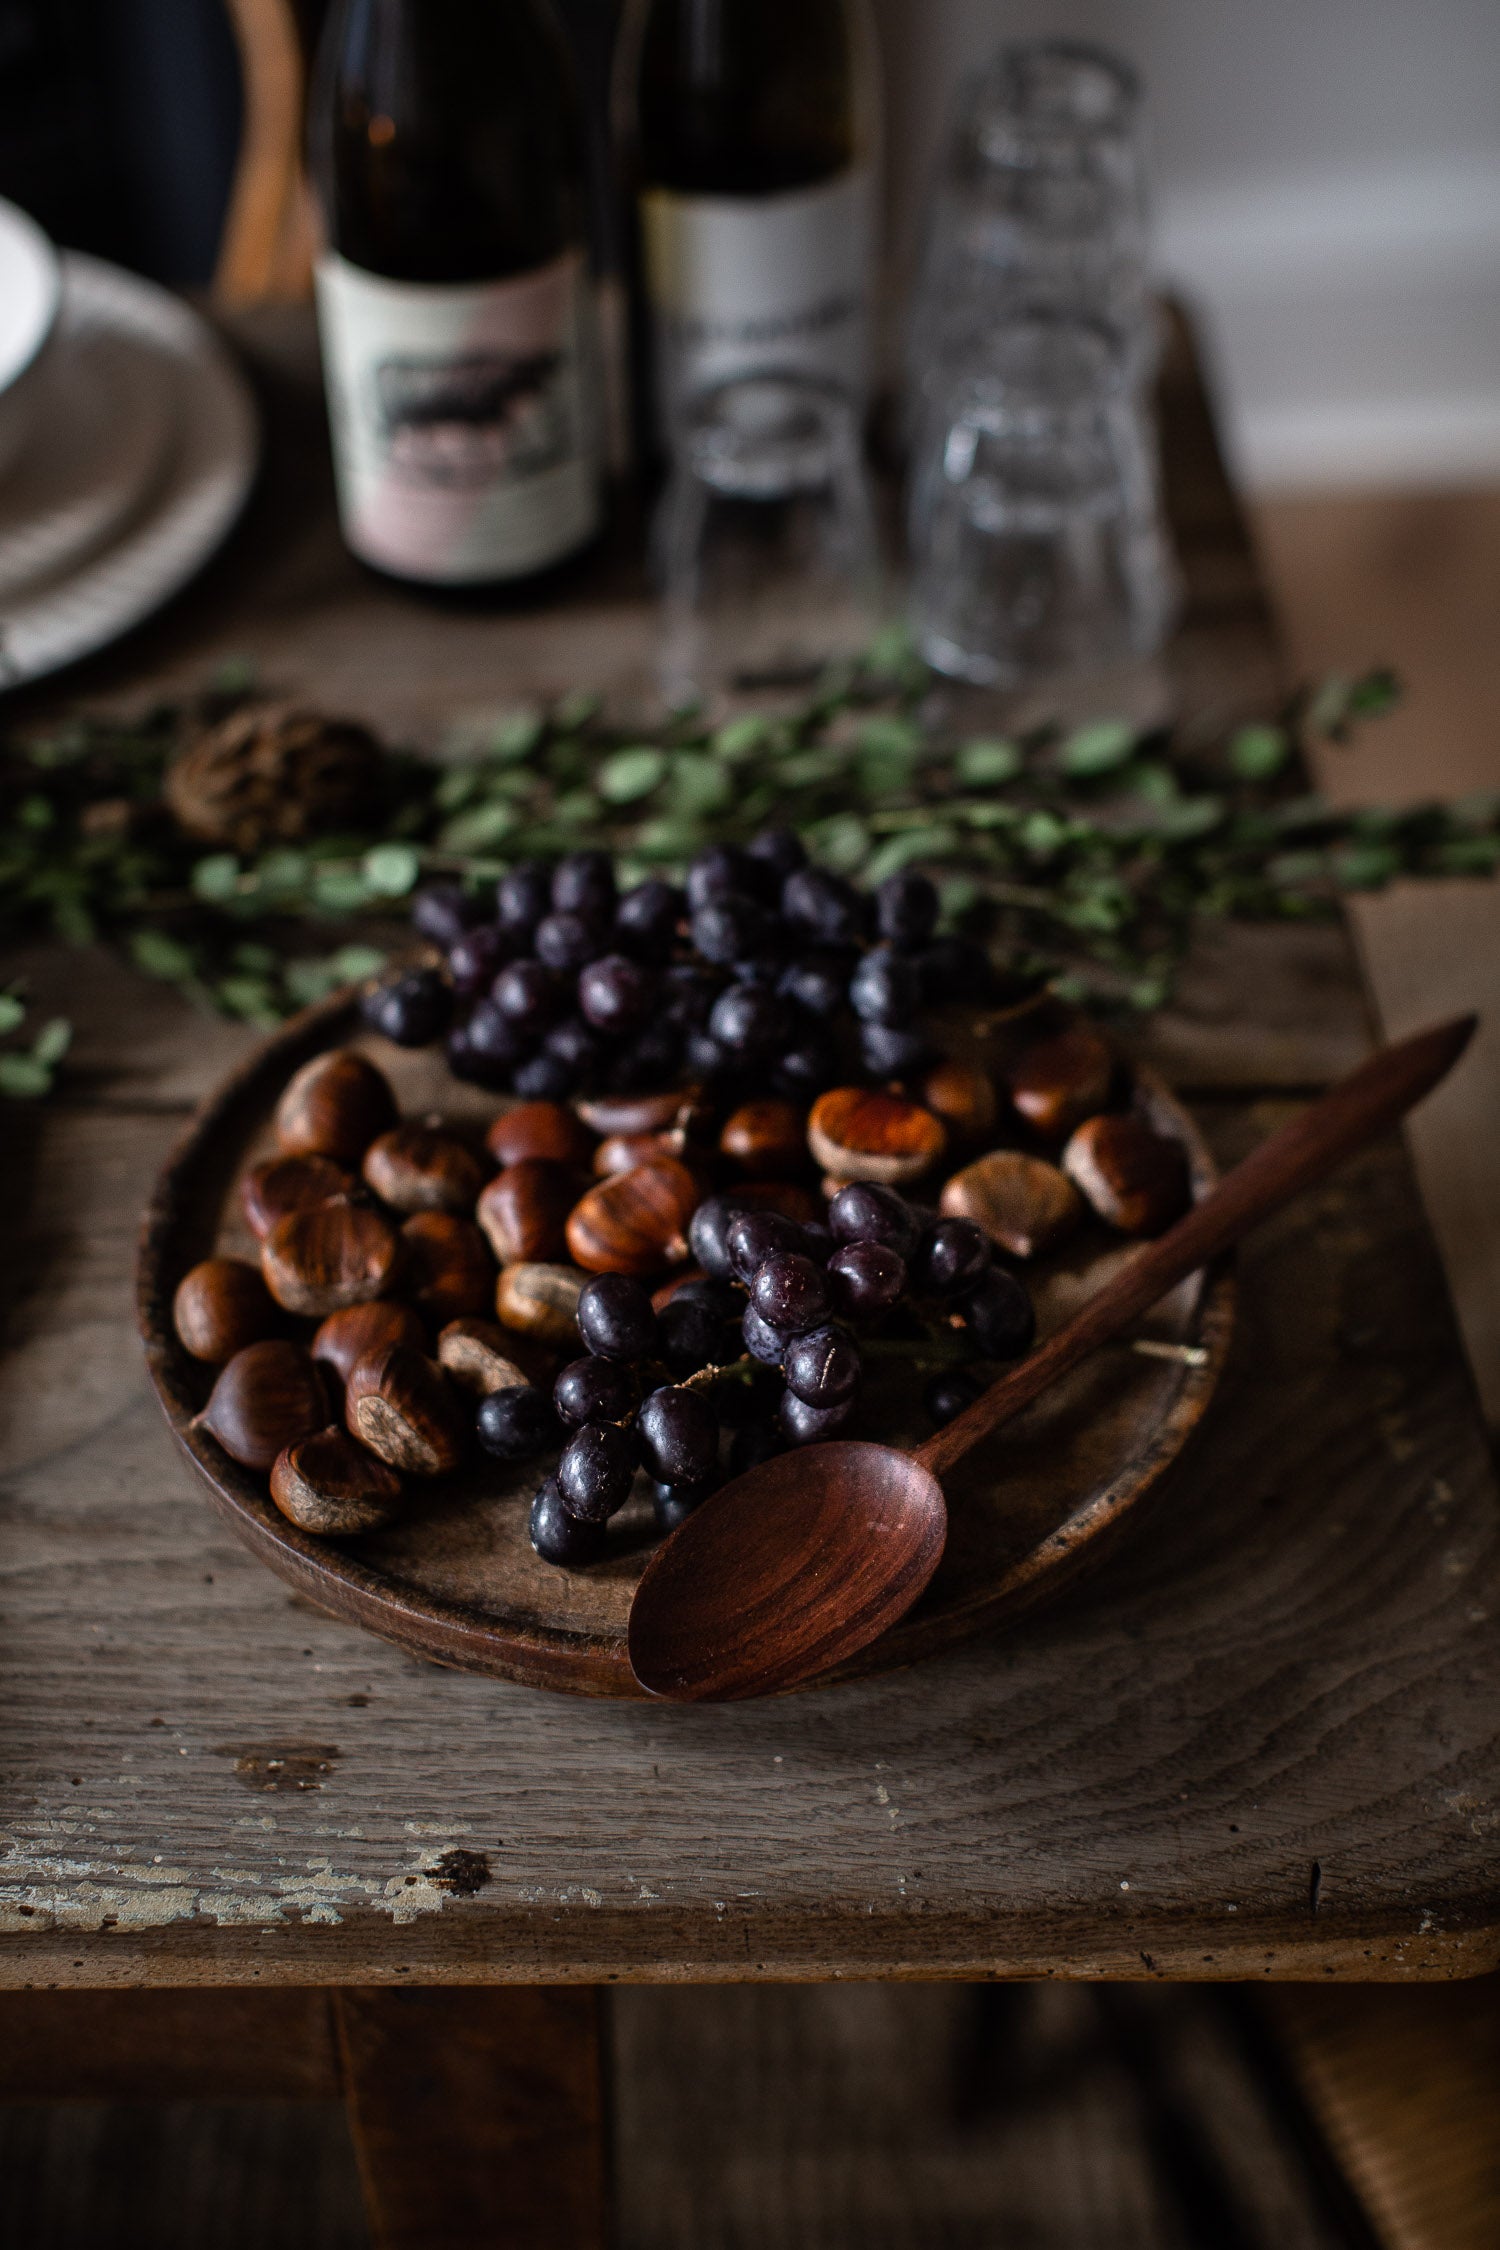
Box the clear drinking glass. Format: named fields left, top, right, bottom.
left=907, top=317, right=1178, bottom=689
left=653, top=371, right=882, bottom=706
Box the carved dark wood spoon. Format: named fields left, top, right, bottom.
left=628, top=1014, right=1476, bottom=1702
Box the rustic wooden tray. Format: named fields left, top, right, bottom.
left=137, top=996, right=1234, bottom=1698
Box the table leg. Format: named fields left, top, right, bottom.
left=334, top=1986, right=610, bottom=2250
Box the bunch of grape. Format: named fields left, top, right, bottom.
left=471, top=1181, right=1034, bottom=1571
left=363, top=837, right=1002, bottom=1101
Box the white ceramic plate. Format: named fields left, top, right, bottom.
left=0, top=196, right=59, bottom=394
left=0, top=253, right=258, bottom=692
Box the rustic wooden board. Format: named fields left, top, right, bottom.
left=135, top=998, right=1231, bottom=1699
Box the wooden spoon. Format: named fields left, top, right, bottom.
left=628, top=1014, right=1476, bottom=1703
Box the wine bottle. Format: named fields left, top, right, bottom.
left=308, top=0, right=603, bottom=587
left=616, top=0, right=880, bottom=451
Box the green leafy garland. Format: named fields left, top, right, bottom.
left=3, top=640, right=1497, bottom=1093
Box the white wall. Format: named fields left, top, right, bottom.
left=873, top=0, right=1500, bottom=488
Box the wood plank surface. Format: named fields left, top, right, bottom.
left=0, top=309, right=1496, bottom=1989
left=0, top=1987, right=340, bottom=2100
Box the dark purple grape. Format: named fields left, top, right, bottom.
left=925, top=1367, right=983, bottom=1427
left=413, top=883, right=483, bottom=950
left=652, top=1477, right=717, bottom=1531
left=492, top=957, right=561, bottom=1033
left=614, top=878, right=681, bottom=962
left=773, top=1036, right=838, bottom=1099
left=578, top=952, right=656, bottom=1035
left=745, top=826, right=807, bottom=886
left=544, top=1015, right=606, bottom=1080
left=362, top=968, right=451, bottom=1047
left=749, top=1252, right=829, bottom=1335
left=607, top=1023, right=683, bottom=1092
left=827, top=1182, right=922, bottom=1258
left=512, top=1052, right=576, bottom=1099
left=781, top=866, right=866, bottom=946
left=779, top=1390, right=855, bottom=1445
left=708, top=981, right=786, bottom=1058
left=577, top=1273, right=657, bottom=1363
left=876, top=871, right=939, bottom=951
left=661, top=963, right=719, bottom=1027
left=826, top=1239, right=907, bottom=1322
left=685, top=843, right=752, bottom=912
left=554, top=1356, right=637, bottom=1428
left=530, top=1476, right=606, bottom=1565
left=445, top=1022, right=511, bottom=1088
left=860, top=1022, right=932, bottom=1080
left=689, top=1193, right=749, bottom=1280
left=496, top=860, right=552, bottom=945
left=912, top=1216, right=993, bottom=1298
left=476, top=1384, right=559, bottom=1461
left=726, top=1209, right=805, bottom=1284
left=658, top=1293, right=735, bottom=1377
left=670, top=1276, right=741, bottom=1318
left=849, top=943, right=922, bottom=1028
left=778, top=950, right=853, bottom=1019
left=729, top=1421, right=785, bottom=1476
left=915, top=936, right=996, bottom=1005
left=551, top=850, right=615, bottom=925
left=556, top=1421, right=637, bottom=1521
left=691, top=894, right=769, bottom=967
left=730, top=952, right=784, bottom=989
left=684, top=1028, right=729, bottom=1079
left=637, top=1385, right=719, bottom=1484
left=782, top=1323, right=860, bottom=1408
left=447, top=924, right=508, bottom=997
left=534, top=910, right=597, bottom=973
left=961, top=1268, right=1036, bottom=1359
left=742, top=1302, right=789, bottom=1367
left=714, top=1364, right=782, bottom=1427
left=800, top=1222, right=833, bottom=1266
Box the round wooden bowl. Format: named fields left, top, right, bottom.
left=137, top=995, right=1234, bottom=1699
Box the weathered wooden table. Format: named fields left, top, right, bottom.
left=2, top=312, right=1497, bottom=2246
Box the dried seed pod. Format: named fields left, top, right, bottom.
left=807, top=1087, right=946, bottom=1188
left=173, top=1257, right=278, bottom=1363
left=921, top=1058, right=999, bottom=1147
left=1063, top=1112, right=1191, bottom=1236
left=485, top=1099, right=595, bottom=1171
left=270, top=1426, right=403, bottom=1535
left=362, top=1121, right=485, bottom=1215
left=346, top=1344, right=465, bottom=1476
left=565, top=1158, right=700, bottom=1276
left=475, top=1157, right=575, bottom=1266
left=574, top=1089, right=686, bottom=1138
left=192, top=1339, right=329, bottom=1470
left=400, top=1211, right=494, bottom=1324
left=274, top=1047, right=397, bottom=1166
left=940, top=1150, right=1084, bottom=1260
left=719, top=1099, right=808, bottom=1179
left=261, top=1199, right=400, bottom=1317
left=1007, top=1027, right=1114, bottom=1142
left=436, top=1317, right=531, bottom=1397
left=240, top=1153, right=353, bottom=1241
left=312, top=1300, right=427, bottom=1389
left=495, top=1262, right=585, bottom=1350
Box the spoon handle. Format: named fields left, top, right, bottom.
left=913, top=1013, right=1476, bottom=1481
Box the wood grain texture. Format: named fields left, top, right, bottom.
left=336, top=1987, right=608, bottom=2250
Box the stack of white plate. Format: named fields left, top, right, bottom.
left=0, top=198, right=259, bottom=692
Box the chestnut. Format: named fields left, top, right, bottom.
left=476, top=1157, right=575, bottom=1266
left=731, top=1180, right=823, bottom=1227
left=173, top=1257, right=278, bottom=1363
left=1007, top=1027, right=1114, bottom=1142
left=436, top=1317, right=530, bottom=1397
left=593, top=1130, right=677, bottom=1178
left=807, top=1087, right=947, bottom=1188
left=495, top=1262, right=585, bottom=1351
left=574, top=1090, right=686, bottom=1138
left=192, top=1339, right=329, bottom=1470
left=312, top=1300, right=426, bottom=1389
left=920, top=1058, right=999, bottom=1147
left=261, top=1199, right=401, bottom=1317
left=940, top=1150, right=1084, bottom=1260
left=362, top=1121, right=484, bottom=1215
left=719, top=1099, right=808, bottom=1179
left=1062, top=1112, right=1191, bottom=1236
left=273, top=1048, right=397, bottom=1166
left=240, top=1153, right=352, bottom=1241
left=345, top=1343, right=465, bottom=1476
left=485, top=1099, right=595, bottom=1172
left=270, top=1427, right=403, bottom=1536
left=400, top=1211, right=494, bottom=1325
left=565, top=1158, right=700, bottom=1276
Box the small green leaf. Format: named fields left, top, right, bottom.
left=711, top=716, right=770, bottom=763
left=552, top=788, right=602, bottom=825
left=491, top=708, right=545, bottom=762
left=776, top=747, right=847, bottom=786
left=31, top=1017, right=71, bottom=1069
left=805, top=812, right=870, bottom=874
left=856, top=715, right=922, bottom=760
left=312, top=868, right=372, bottom=912
left=0, top=1054, right=52, bottom=1098
left=633, top=817, right=706, bottom=860
left=232, top=942, right=278, bottom=972
left=1019, top=810, right=1068, bottom=857
left=256, top=849, right=311, bottom=895
left=332, top=943, right=389, bottom=981
left=1332, top=843, right=1401, bottom=891
left=937, top=875, right=981, bottom=922
left=211, top=654, right=258, bottom=696
left=362, top=842, right=421, bottom=897
left=956, top=738, right=1022, bottom=787
left=667, top=755, right=734, bottom=818
left=0, top=994, right=26, bottom=1035
left=130, top=929, right=200, bottom=982
left=440, top=802, right=519, bottom=853
left=1433, top=836, right=1500, bottom=874
left=863, top=826, right=960, bottom=883
left=19, top=793, right=55, bottom=831
left=551, top=687, right=600, bottom=733
left=598, top=746, right=667, bottom=804
left=1059, top=721, right=1137, bottom=777
left=191, top=853, right=241, bottom=902
left=215, top=975, right=284, bottom=1026
left=1228, top=724, right=1289, bottom=781
left=436, top=765, right=484, bottom=812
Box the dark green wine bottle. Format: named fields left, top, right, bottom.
left=309, top=0, right=602, bottom=585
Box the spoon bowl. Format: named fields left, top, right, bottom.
left=627, top=1442, right=946, bottom=1701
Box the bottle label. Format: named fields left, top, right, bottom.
left=314, top=249, right=600, bottom=583
left=641, top=169, right=873, bottom=431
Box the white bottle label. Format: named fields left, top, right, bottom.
left=641, top=168, right=874, bottom=430
left=314, top=249, right=600, bottom=583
